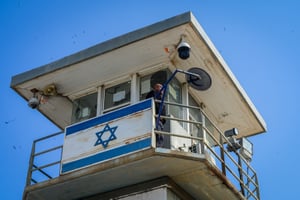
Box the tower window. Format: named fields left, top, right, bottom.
left=104, top=81, right=131, bottom=112
left=71, top=92, right=97, bottom=123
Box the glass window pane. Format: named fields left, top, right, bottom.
left=140, top=74, right=152, bottom=100
left=140, top=70, right=168, bottom=100
left=71, top=93, right=97, bottom=123
left=104, top=81, right=131, bottom=110
left=188, top=94, right=203, bottom=137
left=167, top=75, right=182, bottom=120
left=168, top=78, right=182, bottom=104
left=204, top=116, right=217, bottom=146
left=188, top=94, right=202, bottom=122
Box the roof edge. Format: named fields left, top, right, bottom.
left=189, top=13, right=267, bottom=133
left=11, top=11, right=193, bottom=88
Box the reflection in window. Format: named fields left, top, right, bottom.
left=71, top=93, right=97, bottom=123
left=188, top=94, right=203, bottom=138
left=167, top=74, right=182, bottom=122
left=204, top=116, right=217, bottom=146
left=104, top=81, right=131, bottom=112
left=188, top=94, right=217, bottom=147
left=140, top=70, right=167, bottom=100
left=140, top=74, right=152, bottom=100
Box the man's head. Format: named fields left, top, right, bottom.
left=154, top=83, right=162, bottom=92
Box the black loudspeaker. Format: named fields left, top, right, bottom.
left=186, top=67, right=212, bottom=91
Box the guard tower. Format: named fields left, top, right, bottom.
left=11, top=12, right=266, bottom=200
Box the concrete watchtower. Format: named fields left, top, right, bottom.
left=11, top=12, right=266, bottom=200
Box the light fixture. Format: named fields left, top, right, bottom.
left=154, top=68, right=211, bottom=129
left=224, top=128, right=238, bottom=137
left=177, top=36, right=191, bottom=60
left=27, top=84, right=58, bottom=109
left=28, top=88, right=40, bottom=109
left=224, top=128, right=241, bottom=152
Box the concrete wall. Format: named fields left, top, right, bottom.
left=117, top=187, right=181, bottom=200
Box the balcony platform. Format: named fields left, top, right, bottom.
left=24, top=148, right=245, bottom=200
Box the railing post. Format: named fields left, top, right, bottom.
left=254, top=172, right=260, bottom=199
left=237, top=153, right=245, bottom=196
left=219, top=135, right=226, bottom=175
left=26, top=140, right=36, bottom=186
left=156, top=100, right=260, bottom=200
left=25, top=131, right=64, bottom=185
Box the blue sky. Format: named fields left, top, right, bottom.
left=1, top=1, right=299, bottom=199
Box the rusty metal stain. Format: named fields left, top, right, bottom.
left=124, top=133, right=151, bottom=144
left=105, top=109, right=151, bottom=124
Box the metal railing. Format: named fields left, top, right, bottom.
left=25, top=101, right=260, bottom=200
left=155, top=100, right=260, bottom=200
left=26, top=131, right=64, bottom=186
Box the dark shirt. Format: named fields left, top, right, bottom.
left=146, top=90, right=166, bottom=124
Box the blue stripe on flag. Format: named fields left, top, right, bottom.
left=66, top=99, right=152, bottom=136
left=61, top=137, right=151, bottom=173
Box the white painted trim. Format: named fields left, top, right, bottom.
left=182, top=83, right=189, bottom=132
left=131, top=73, right=138, bottom=104
left=97, top=86, right=103, bottom=115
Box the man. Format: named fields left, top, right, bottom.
left=146, top=83, right=166, bottom=147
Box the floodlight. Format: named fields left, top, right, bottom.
left=224, top=128, right=238, bottom=137
left=225, top=128, right=241, bottom=152
left=28, top=88, right=40, bottom=109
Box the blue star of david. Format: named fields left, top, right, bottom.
left=94, top=124, right=118, bottom=148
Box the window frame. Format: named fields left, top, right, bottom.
left=71, top=92, right=98, bottom=124
left=102, top=80, right=132, bottom=113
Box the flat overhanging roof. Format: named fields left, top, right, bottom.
left=11, top=11, right=266, bottom=137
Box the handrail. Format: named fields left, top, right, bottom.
left=157, top=100, right=260, bottom=200
left=32, top=164, right=52, bottom=179
left=33, top=145, right=63, bottom=157
left=25, top=101, right=260, bottom=200
left=26, top=131, right=64, bottom=186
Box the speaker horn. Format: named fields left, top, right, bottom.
left=43, top=84, right=57, bottom=96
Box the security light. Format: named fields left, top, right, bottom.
left=28, top=88, right=40, bottom=109
left=177, top=37, right=191, bottom=60
left=28, top=96, right=39, bottom=109
left=225, top=128, right=241, bottom=152
left=224, top=128, right=238, bottom=137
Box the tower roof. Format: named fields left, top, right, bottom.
left=11, top=11, right=266, bottom=137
